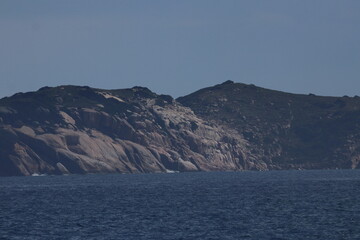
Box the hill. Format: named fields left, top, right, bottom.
left=0, top=81, right=359, bottom=176
left=178, top=81, right=360, bottom=169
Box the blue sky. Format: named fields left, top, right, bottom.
left=1, top=0, right=359, bottom=98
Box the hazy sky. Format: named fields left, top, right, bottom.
left=1, top=0, right=360, bottom=98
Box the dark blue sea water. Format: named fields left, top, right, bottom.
left=1, top=170, right=360, bottom=240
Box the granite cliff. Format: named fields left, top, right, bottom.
left=0, top=81, right=359, bottom=176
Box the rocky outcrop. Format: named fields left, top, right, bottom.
left=0, top=85, right=263, bottom=176
left=1, top=82, right=360, bottom=176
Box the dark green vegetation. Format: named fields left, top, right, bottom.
left=178, top=81, right=360, bottom=169
left=1, top=81, right=360, bottom=176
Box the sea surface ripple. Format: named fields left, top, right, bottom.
left=1, top=170, right=360, bottom=239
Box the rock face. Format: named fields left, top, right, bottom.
left=0, top=82, right=360, bottom=176
left=0, top=85, right=260, bottom=176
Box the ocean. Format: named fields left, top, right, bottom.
left=1, top=170, right=360, bottom=239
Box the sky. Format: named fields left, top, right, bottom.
left=1, top=0, right=360, bottom=98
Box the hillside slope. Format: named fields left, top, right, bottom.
left=178, top=81, right=360, bottom=170
left=0, top=85, right=260, bottom=176
left=1, top=81, right=360, bottom=176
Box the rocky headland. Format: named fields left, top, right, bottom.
left=1, top=81, right=359, bottom=176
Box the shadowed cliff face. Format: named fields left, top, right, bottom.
left=0, top=85, right=261, bottom=176
left=1, top=82, right=360, bottom=176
